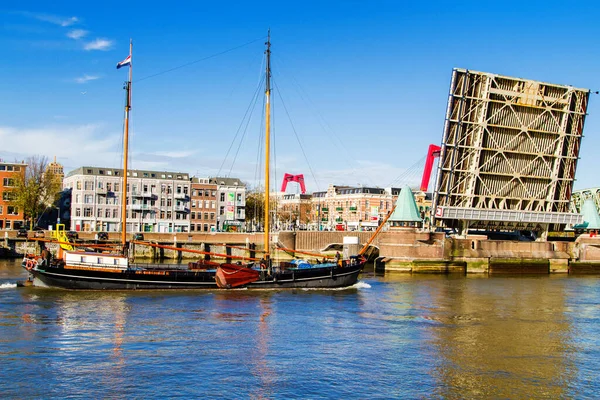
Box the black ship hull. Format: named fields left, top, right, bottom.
left=28, top=262, right=364, bottom=290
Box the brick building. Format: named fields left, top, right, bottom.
left=190, top=177, right=217, bottom=232
left=0, top=161, right=26, bottom=230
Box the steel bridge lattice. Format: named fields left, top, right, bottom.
left=433, top=69, right=589, bottom=232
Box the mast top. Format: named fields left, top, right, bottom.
left=265, top=30, right=271, bottom=93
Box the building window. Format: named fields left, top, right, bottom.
left=113, top=209, right=118, bottom=218
left=76, top=208, right=81, bottom=217
left=3, top=178, right=15, bottom=186
left=220, top=193, right=225, bottom=202
left=84, top=208, right=92, bottom=217
left=191, top=212, right=196, bottom=219
left=237, top=193, right=242, bottom=202
left=105, top=209, right=111, bottom=218
left=97, top=208, right=103, bottom=217
left=204, top=224, right=209, bottom=232
left=204, top=212, right=209, bottom=220
left=0, top=206, right=3, bottom=214
left=192, top=200, right=196, bottom=208
left=7, top=206, right=18, bottom=215
left=210, top=212, right=215, bottom=220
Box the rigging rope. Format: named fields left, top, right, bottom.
left=135, top=36, right=265, bottom=83
left=273, top=81, right=320, bottom=196
left=386, top=154, right=428, bottom=188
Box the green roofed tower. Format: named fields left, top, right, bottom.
left=389, top=185, right=422, bottom=227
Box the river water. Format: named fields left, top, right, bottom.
left=1, top=258, right=599, bottom=399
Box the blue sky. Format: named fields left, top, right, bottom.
left=2, top=1, right=600, bottom=192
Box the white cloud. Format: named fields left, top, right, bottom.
left=74, top=74, right=100, bottom=84
left=67, top=29, right=88, bottom=40
left=83, top=38, right=113, bottom=51
left=20, top=12, right=79, bottom=27
left=0, top=124, right=122, bottom=172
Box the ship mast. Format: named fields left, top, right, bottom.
left=264, top=31, right=271, bottom=260
left=121, top=39, right=133, bottom=249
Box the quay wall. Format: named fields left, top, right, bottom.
left=6, top=229, right=600, bottom=274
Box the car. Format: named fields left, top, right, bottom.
left=66, top=231, right=79, bottom=240
left=133, top=233, right=144, bottom=241
left=17, top=228, right=28, bottom=238
left=97, top=231, right=109, bottom=241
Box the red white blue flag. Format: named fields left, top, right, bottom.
left=116, top=55, right=131, bottom=69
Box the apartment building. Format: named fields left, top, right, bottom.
left=190, top=177, right=217, bottom=232
left=309, top=185, right=398, bottom=231
left=64, top=166, right=191, bottom=233
left=210, top=177, right=246, bottom=232
left=0, top=160, right=26, bottom=229
left=275, top=193, right=312, bottom=229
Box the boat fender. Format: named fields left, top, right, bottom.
left=25, top=258, right=36, bottom=271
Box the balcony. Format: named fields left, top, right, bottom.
left=132, top=191, right=155, bottom=199
left=130, top=204, right=152, bottom=211
left=335, top=217, right=343, bottom=222
left=349, top=206, right=357, bottom=211
left=97, top=190, right=115, bottom=197
left=174, top=193, right=189, bottom=200
left=174, top=206, right=189, bottom=213
left=321, top=217, right=328, bottom=222
left=336, top=207, right=343, bottom=211
left=321, top=207, right=328, bottom=212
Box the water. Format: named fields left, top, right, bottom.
left=1, top=259, right=599, bottom=399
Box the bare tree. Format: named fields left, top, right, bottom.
left=12, top=155, right=62, bottom=229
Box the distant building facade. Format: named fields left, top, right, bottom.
left=309, top=185, right=397, bottom=231
left=273, top=184, right=433, bottom=231
left=47, top=156, right=64, bottom=182
left=211, top=177, right=246, bottom=232
left=64, top=166, right=191, bottom=233
left=0, top=161, right=26, bottom=229
left=190, top=177, right=217, bottom=232
left=275, top=193, right=312, bottom=229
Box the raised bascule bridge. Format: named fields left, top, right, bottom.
left=431, top=68, right=589, bottom=237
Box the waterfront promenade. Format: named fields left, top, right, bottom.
left=4, top=228, right=600, bottom=274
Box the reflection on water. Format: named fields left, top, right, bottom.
left=1, top=259, right=600, bottom=398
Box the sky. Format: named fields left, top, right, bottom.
left=2, top=1, right=600, bottom=193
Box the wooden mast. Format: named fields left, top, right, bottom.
left=264, top=31, right=271, bottom=260
left=121, top=39, right=133, bottom=249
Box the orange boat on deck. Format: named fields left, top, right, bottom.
left=215, top=264, right=260, bottom=289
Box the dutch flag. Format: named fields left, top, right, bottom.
left=116, top=55, right=131, bottom=69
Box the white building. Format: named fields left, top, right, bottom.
left=64, top=166, right=191, bottom=233
left=210, top=177, right=246, bottom=232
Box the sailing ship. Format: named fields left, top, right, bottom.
left=22, top=34, right=368, bottom=290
